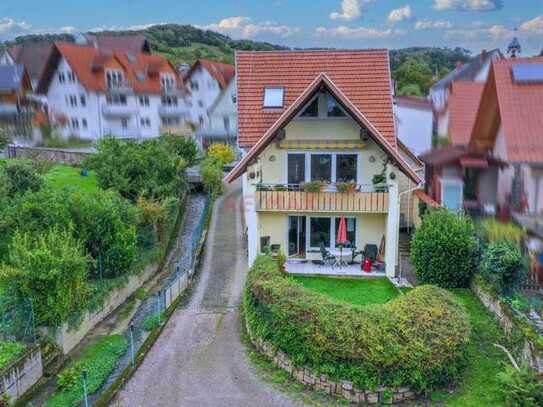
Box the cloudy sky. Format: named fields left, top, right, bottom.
left=1, top=0, right=542, bottom=55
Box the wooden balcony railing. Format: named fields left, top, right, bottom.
left=255, top=184, right=389, bottom=213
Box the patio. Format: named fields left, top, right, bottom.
left=285, top=259, right=385, bottom=277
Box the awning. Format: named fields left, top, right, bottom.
left=278, top=139, right=365, bottom=150
left=460, top=156, right=489, bottom=168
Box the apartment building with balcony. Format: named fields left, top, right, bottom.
left=37, top=43, right=188, bottom=140
left=226, top=50, right=421, bottom=279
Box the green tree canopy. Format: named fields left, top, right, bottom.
left=393, top=57, right=434, bottom=96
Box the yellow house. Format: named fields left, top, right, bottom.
left=226, top=50, right=421, bottom=280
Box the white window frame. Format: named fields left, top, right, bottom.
left=295, top=93, right=349, bottom=121
left=440, top=178, right=464, bottom=212
left=306, top=215, right=357, bottom=251
left=106, top=70, right=123, bottom=88
left=160, top=73, right=176, bottom=90
left=285, top=151, right=360, bottom=185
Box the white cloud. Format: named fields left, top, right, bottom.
left=315, top=25, right=403, bottom=39
left=433, top=0, right=502, bottom=11
left=330, top=0, right=375, bottom=21
left=520, top=15, right=543, bottom=35
left=90, top=23, right=167, bottom=32
left=445, top=24, right=511, bottom=40
left=414, top=20, right=452, bottom=30
left=0, top=17, right=32, bottom=35
left=60, top=26, right=76, bottom=33
left=202, top=16, right=300, bottom=39
left=388, top=5, right=412, bottom=24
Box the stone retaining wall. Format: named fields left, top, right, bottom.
left=8, top=146, right=94, bottom=165
left=244, top=316, right=418, bottom=404
left=41, top=263, right=157, bottom=354
left=0, top=346, right=43, bottom=403
left=473, top=281, right=543, bottom=373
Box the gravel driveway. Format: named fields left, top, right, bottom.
left=112, top=181, right=301, bottom=407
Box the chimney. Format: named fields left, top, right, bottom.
left=480, top=49, right=487, bottom=61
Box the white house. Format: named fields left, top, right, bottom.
left=393, top=96, right=433, bottom=156
left=199, top=78, right=237, bottom=147
left=183, top=59, right=235, bottom=128
left=226, top=50, right=421, bottom=283
left=37, top=43, right=188, bottom=140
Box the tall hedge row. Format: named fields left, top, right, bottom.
left=244, top=256, right=470, bottom=391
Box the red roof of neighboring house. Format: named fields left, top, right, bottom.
left=82, top=34, right=151, bottom=54
left=394, top=95, right=432, bottom=111
left=470, top=56, right=543, bottom=163
left=184, top=59, right=235, bottom=90
left=236, top=50, right=396, bottom=148
left=226, top=73, right=421, bottom=184
left=448, top=81, right=485, bottom=146
left=414, top=189, right=440, bottom=208
left=38, top=43, right=185, bottom=95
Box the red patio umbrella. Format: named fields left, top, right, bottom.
left=336, top=217, right=348, bottom=266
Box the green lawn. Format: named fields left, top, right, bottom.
left=429, top=289, right=509, bottom=406
left=45, top=165, right=98, bottom=193
left=291, top=276, right=400, bottom=306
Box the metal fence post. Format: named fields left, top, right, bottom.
left=129, top=322, right=135, bottom=367
left=156, top=290, right=161, bottom=325
left=82, top=370, right=89, bottom=407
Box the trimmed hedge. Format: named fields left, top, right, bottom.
left=244, top=256, right=471, bottom=391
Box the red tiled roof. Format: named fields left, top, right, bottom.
left=184, top=59, right=235, bottom=90
left=83, top=34, right=150, bottom=54
left=226, top=73, right=421, bottom=184
left=448, top=81, right=485, bottom=146
left=38, top=43, right=184, bottom=95
left=236, top=50, right=396, bottom=148
left=470, top=56, right=543, bottom=163
left=394, top=95, right=432, bottom=111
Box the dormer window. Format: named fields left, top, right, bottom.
left=161, top=74, right=176, bottom=91
left=263, top=87, right=284, bottom=108
left=106, top=70, right=123, bottom=88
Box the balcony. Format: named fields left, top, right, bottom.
left=255, top=183, right=389, bottom=213
left=102, top=104, right=138, bottom=117
left=158, top=104, right=187, bottom=117
left=107, top=80, right=133, bottom=94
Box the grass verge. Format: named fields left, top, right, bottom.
left=44, top=165, right=98, bottom=193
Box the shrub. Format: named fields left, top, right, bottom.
left=245, top=255, right=470, bottom=391
left=0, top=228, right=90, bottom=326
left=481, top=240, right=526, bottom=296
left=201, top=157, right=223, bottom=196
left=411, top=209, right=478, bottom=288
left=497, top=365, right=543, bottom=406
left=47, top=335, right=128, bottom=407
left=159, top=134, right=199, bottom=166
left=0, top=341, right=26, bottom=370
left=479, top=219, right=525, bottom=245
left=142, top=313, right=163, bottom=331
left=0, top=160, right=44, bottom=197
left=86, top=138, right=186, bottom=202
left=207, top=143, right=235, bottom=165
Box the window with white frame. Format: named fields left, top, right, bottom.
left=308, top=216, right=356, bottom=249
left=58, top=72, right=66, bottom=83
left=71, top=118, right=79, bottom=129
left=106, top=70, right=123, bottom=88
left=82, top=118, right=88, bottom=129
left=67, top=71, right=76, bottom=83
left=140, top=117, right=151, bottom=127
left=190, top=80, right=199, bottom=91
left=160, top=74, right=176, bottom=90
left=121, top=118, right=128, bottom=129
left=80, top=95, right=86, bottom=107
left=161, top=95, right=178, bottom=106
left=263, top=87, right=284, bottom=108
left=298, top=93, right=347, bottom=118
left=161, top=117, right=180, bottom=126
left=139, top=96, right=150, bottom=107
left=441, top=179, right=464, bottom=213
left=69, top=95, right=78, bottom=107
left=287, top=152, right=358, bottom=185
left=106, top=94, right=127, bottom=105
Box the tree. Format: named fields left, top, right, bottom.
left=207, top=143, right=236, bottom=165
left=481, top=240, right=526, bottom=296
left=0, top=228, right=90, bottom=326
left=411, top=209, right=479, bottom=288
left=0, top=125, right=10, bottom=151
left=0, top=159, right=44, bottom=198
left=393, top=57, right=434, bottom=96
left=397, top=83, right=423, bottom=97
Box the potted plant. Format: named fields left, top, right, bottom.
left=336, top=182, right=357, bottom=193
left=301, top=181, right=324, bottom=193
left=274, top=184, right=287, bottom=191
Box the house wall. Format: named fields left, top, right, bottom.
left=202, top=79, right=237, bottom=138
left=478, top=167, right=499, bottom=206
left=394, top=104, right=433, bottom=156
left=186, top=67, right=222, bottom=126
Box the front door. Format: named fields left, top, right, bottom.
left=288, top=216, right=306, bottom=257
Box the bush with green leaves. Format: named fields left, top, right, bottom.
left=86, top=137, right=187, bottom=202
left=201, top=157, right=223, bottom=196
left=481, top=240, right=526, bottom=296
left=0, top=159, right=44, bottom=198
left=245, top=255, right=470, bottom=391
left=479, top=219, right=525, bottom=246
left=0, top=228, right=90, bottom=326
left=207, top=143, right=235, bottom=165
left=0, top=340, right=26, bottom=370
left=142, top=313, right=163, bottom=331
left=47, top=335, right=128, bottom=407
left=159, top=134, right=200, bottom=166
left=497, top=364, right=543, bottom=406
left=411, top=209, right=479, bottom=288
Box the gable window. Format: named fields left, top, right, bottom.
left=190, top=81, right=199, bottom=91
left=263, top=87, right=284, bottom=108
left=310, top=154, right=332, bottom=183
left=300, top=97, right=319, bottom=117
left=327, top=96, right=346, bottom=117
left=161, top=74, right=176, bottom=90
left=58, top=72, right=66, bottom=83
left=106, top=70, right=123, bottom=88
left=67, top=71, right=76, bottom=83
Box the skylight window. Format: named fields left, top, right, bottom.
left=512, top=63, right=543, bottom=83
left=263, top=87, right=284, bottom=108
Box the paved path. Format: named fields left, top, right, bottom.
left=113, top=181, right=301, bottom=407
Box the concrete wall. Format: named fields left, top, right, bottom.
left=0, top=346, right=43, bottom=403
left=42, top=263, right=157, bottom=354
left=9, top=146, right=93, bottom=165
